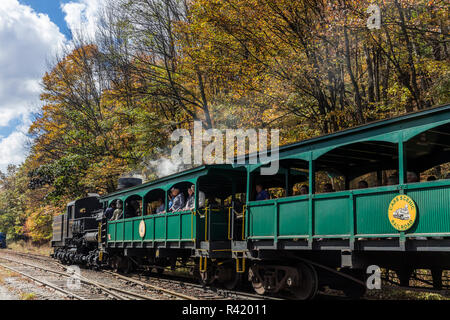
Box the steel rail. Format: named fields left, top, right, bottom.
left=0, top=262, right=85, bottom=300
left=0, top=255, right=131, bottom=300
left=103, top=270, right=199, bottom=300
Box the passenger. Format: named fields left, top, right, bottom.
left=358, top=180, right=369, bottom=189
left=125, top=200, right=140, bottom=218
left=184, top=186, right=195, bottom=210
left=184, top=185, right=206, bottom=210
left=132, top=200, right=141, bottom=216
left=255, top=184, right=270, bottom=201
left=427, top=176, right=437, bottom=181
left=168, top=193, right=173, bottom=211
left=386, top=175, right=398, bottom=185
left=104, top=201, right=116, bottom=220
left=407, top=171, right=419, bottom=183
left=155, top=198, right=165, bottom=214
left=170, top=188, right=186, bottom=212
left=299, top=185, right=309, bottom=195
left=323, top=183, right=334, bottom=193
left=111, top=200, right=123, bottom=220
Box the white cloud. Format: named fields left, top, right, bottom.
left=0, top=0, right=67, bottom=171
left=62, top=0, right=102, bottom=40
left=0, top=126, right=29, bottom=171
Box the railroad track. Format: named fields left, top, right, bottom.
left=0, top=255, right=153, bottom=300
left=1, top=250, right=281, bottom=300
left=0, top=251, right=201, bottom=300
left=105, top=270, right=283, bottom=300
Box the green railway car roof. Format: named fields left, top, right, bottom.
left=101, top=104, right=450, bottom=201
left=101, top=164, right=245, bottom=201
left=237, top=103, right=450, bottom=166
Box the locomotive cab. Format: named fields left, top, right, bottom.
left=52, top=196, right=102, bottom=265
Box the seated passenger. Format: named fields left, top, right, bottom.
left=407, top=171, right=419, bottom=183
left=255, top=184, right=270, bottom=201
left=155, top=198, right=165, bottom=214
left=323, top=183, right=335, bottom=193
left=125, top=200, right=140, bottom=218
left=299, top=185, right=309, bottom=195
left=111, top=200, right=123, bottom=220
left=170, top=188, right=186, bottom=212
left=358, top=180, right=368, bottom=189
left=386, top=175, right=398, bottom=185
left=427, top=176, right=437, bottom=181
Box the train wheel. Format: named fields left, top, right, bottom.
left=248, top=267, right=266, bottom=295
left=223, top=271, right=241, bottom=290
left=289, top=262, right=318, bottom=300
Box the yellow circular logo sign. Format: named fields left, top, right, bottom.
left=139, top=220, right=146, bottom=238
left=388, top=195, right=417, bottom=231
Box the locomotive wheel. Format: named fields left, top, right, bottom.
left=223, top=270, right=242, bottom=290
left=199, top=270, right=214, bottom=285
left=289, top=262, right=318, bottom=300
left=249, top=267, right=266, bottom=295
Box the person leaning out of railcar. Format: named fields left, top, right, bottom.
left=184, top=185, right=205, bottom=211
left=255, top=184, right=270, bottom=201
left=111, top=200, right=123, bottom=220
left=169, top=187, right=186, bottom=212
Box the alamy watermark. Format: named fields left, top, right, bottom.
left=170, top=121, right=280, bottom=175
left=367, top=4, right=381, bottom=30
left=366, top=265, right=382, bottom=290
left=66, top=265, right=81, bottom=290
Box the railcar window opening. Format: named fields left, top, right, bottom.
left=168, top=181, right=192, bottom=212
left=404, top=123, right=450, bottom=183
left=124, top=194, right=142, bottom=218
left=197, top=173, right=246, bottom=211
left=315, top=141, right=399, bottom=192
left=144, top=188, right=166, bottom=215
left=248, top=159, right=308, bottom=201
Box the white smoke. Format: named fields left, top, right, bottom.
left=147, top=156, right=187, bottom=178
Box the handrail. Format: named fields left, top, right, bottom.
left=227, top=207, right=233, bottom=240
left=190, top=209, right=196, bottom=241
left=236, top=257, right=245, bottom=273
left=199, top=256, right=207, bottom=272
left=242, top=205, right=247, bottom=240
left=205, top=207, right=209, bottom=241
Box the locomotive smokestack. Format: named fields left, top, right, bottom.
left=117, top=177, right=142, bottom=190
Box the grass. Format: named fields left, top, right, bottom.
left=20, top=292, right=37, bottom=300
left=7, top=240, right=52, bottom=256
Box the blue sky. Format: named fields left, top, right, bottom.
left=19, top=1, right=73, bottom=38
left=0, top=0, right=101, bottom=172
